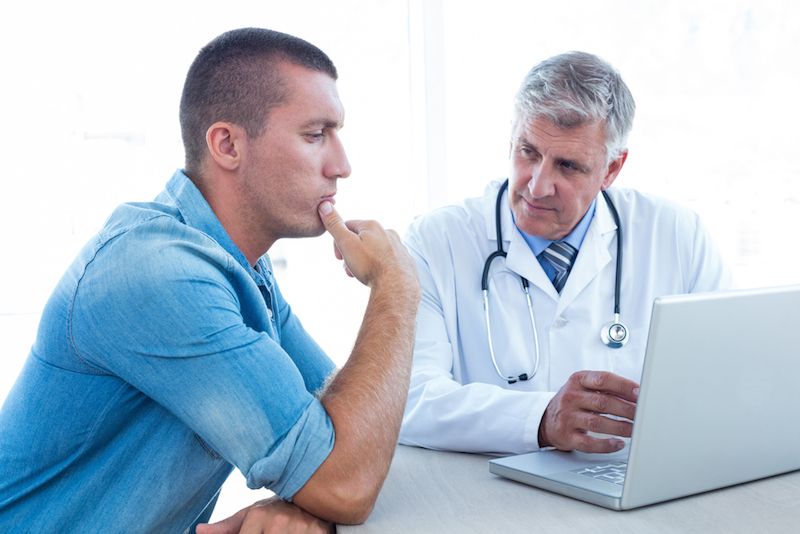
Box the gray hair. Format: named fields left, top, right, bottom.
left=513, top=51, right=636, bottom=163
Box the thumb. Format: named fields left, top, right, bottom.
left=318, top=201, right=353, bottom=242
left=195, top=507, right=248, bottom=534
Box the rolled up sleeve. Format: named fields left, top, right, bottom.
left=246, top=398, right=334, bottom=499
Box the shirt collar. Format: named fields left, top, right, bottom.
left=160, top=169, right=270, bottom=281
left=515, top=198, right=597, bottom=256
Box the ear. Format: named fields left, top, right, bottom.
left=206, top=122, right=244, bottom=172
left=600, top=150, right=628, bottom=190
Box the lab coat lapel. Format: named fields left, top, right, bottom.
left=483, top=182, right=558, bottom=301
left=555, top=193, right=617, bottom=315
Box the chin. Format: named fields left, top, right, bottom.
left=514, top=214, right=546, bottom=238
left=513, top=209, right=565, bottom=241
left=295, top=223, right=326, bottom=239
left=516, top=220, right=563, bottom=240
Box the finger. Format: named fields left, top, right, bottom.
left=318, top=201, right=354, bottom=243
left=195, top=507, right=249, bottom=534
left=238, top=519, right=265, bottom=534
left=572, top=432, right=627, bottom=454
left=578, top=371, right=640, bottom=402
left=580, top=412, right=634, bottom=438
left=333, top=242, right=343, bottom=261
left=238, top=515, right=268, bottom=534
left=582, top=391, right=637, bottom=421
left=310, top=520, right=335, bottom=534
left=342, top=219, right=372, bottom=234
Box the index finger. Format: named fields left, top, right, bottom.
left=318, top=201, right=355, bottom=243
left=579, top=370, right=640, bottom=402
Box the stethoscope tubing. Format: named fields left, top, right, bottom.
left=482, top=179, right=626, bottom=384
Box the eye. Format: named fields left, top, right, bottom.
left=304, top=131, right=325, bottom=142
left=559, top=160, right=582, bottom=172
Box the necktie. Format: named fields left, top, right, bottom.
left=541, top=241, right=578, bottom=293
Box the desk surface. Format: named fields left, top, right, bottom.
left=339, top=445, right=800, bottom=533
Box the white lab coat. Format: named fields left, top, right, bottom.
left=399, top=181, right=731, bottom=455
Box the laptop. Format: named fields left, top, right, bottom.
left=489, top=285, right=800, bottom=510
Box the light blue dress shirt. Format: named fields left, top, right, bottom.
left=516, top=199, right=597, bottom=283
left=0, top=170, right=336, bottom=533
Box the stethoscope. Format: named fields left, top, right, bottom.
left=481, top=180, right=628, bottom=384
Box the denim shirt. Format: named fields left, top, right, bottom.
left=0, top=170, right=337, bottom=533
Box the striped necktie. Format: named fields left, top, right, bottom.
left=541, top=241, right=578, bottom=293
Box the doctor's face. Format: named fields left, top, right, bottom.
left=509, top=116, right=626, bottom=240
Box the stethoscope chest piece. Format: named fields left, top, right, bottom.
left=600, top=313, right=629, bottom=349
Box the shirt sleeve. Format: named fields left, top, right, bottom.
left=69, top=218, right=334, bottom=499
left=399, top=219, right=554, bottom=455
left=270, top=279, right=336, bottom=396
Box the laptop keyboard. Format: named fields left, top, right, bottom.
left=573, top=462, right=628, bottom=485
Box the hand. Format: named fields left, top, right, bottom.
left=318, top=201, right=418, bottom=291
left=195, top=497, right=333, bottom=534
left=538, top=370, right=639, bottom=453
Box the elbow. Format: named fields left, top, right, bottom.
left=294, top=473, right=381, bottom=525
left=324, top=480, right=379, bottom=525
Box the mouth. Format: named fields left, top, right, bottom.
left=320, top=193, right=337, bottom=204
left=520, top=196, right=555, bottom=212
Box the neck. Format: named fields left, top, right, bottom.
left=192, top=170, right=273, bottom=267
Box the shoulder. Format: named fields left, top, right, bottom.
left=605, top=187, right=693, bottom=215
left=70, top=203, right=248, bottom=357
left=83, top=202, right=237, bottom=299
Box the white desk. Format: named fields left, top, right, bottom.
left=339, top=445, right=800, bottom=533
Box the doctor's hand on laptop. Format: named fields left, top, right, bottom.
left=538, top=371, right=640, bottom=454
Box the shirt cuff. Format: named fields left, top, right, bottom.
left=244, top=398, right=335, bottom=499
left=522, top=391, right=556, bottom=451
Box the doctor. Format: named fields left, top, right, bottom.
left=399, top=51, right=731, bottom=455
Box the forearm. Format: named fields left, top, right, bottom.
left=401, top=375, right=554, bottom=455
left=293, top=274, right=418, bottom=523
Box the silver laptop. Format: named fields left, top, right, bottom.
left=489, top=285, right=800, bottom=510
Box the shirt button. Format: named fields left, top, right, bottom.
left=267, top=308, right=274, bottom=320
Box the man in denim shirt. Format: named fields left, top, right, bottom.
left=0, top=28, right=420, bottom=532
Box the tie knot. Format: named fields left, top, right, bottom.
left=541, top=241, right=578, bottom=292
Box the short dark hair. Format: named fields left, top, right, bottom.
left=179, top=27, right=338, bottom=175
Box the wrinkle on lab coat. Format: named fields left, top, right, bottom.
left=399, top=181, right=731, bottom=455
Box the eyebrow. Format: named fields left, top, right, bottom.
left=515, top=137, right=591, bottom=173
left=301, top=118, right=343, bottom=130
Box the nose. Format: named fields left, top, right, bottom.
left=324, top=132, right=352, bottom=180
left=528, top=162, right=555, bottom=199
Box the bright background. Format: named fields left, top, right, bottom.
left=1, top=0, right=798, bottom=522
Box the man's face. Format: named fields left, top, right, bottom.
left=239, top=62, right=350, bottom=244
left=509, top=116, right=625, bottom=240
